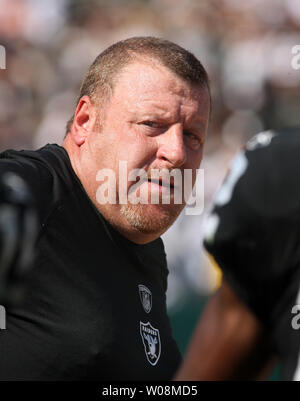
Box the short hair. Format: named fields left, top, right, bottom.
left=65, top=36, right=210, bottom=136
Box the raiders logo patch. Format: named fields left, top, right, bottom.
left=140, top=321, right=161, bottom=366
left=138, top=284, right=152, bottom=314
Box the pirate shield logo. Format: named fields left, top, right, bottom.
left=140, top=321, right=161, bottom=366
left=138, top=284, right=152, bottom=313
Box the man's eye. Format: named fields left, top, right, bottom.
left=184, top=132, right=197, bottom=141
left=184, top=132, right=202, bottom=149
left=143, top=121, right=160, bottom=128
left=138, top=121, right=167, bottom=136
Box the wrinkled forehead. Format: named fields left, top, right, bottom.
left=110, top=61, right=209, bottom=115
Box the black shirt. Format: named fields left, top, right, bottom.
left=204, top=128, right=300, bottom=380
left=0, top=144, right=181, bottom=380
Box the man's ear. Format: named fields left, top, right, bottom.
left=70, top=95, right=97, bottom=146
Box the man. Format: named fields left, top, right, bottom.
left=176, top=127, right=300, bottom=381
left=0, top=37, right=210, bottom=380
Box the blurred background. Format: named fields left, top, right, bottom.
left=0, top=0, right=300, bottom=369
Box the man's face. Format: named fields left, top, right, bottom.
left=86, top=61, right=210, bottom=241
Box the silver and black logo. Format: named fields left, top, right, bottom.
left=140, top=321, right=161, bottom=366
left=138, top=284, right=152, bottom=314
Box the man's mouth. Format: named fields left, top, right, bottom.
left=147, top=177, right=175, bottom=189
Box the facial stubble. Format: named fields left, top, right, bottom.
left=120, top=202, right=182, bottom=234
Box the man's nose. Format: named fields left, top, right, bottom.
left=156, top=124, right=187, bottom=168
